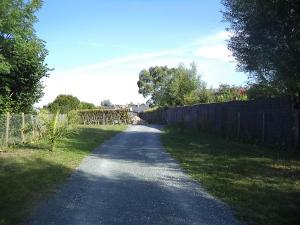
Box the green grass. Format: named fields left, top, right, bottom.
left=0, top=125, right=127, bottom=225
left=161, top=127, right=300, bottom=225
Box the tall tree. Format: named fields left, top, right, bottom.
left=46, top=95, right=81, bottom=113
left=213, top=84, right=247, bottom=102
left=222, top=0, right=300, bottom=95
left=79, top=102, right=96, bottom=110
left=100, top=99, right=112, bottom=107
left=137, top=66, right=173, bottom=106
left=137, top=63, right=209, bottom=106
left=0, top=0, right=50, bottom=113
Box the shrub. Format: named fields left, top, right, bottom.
left=77, top=109, right=130, bottom=125
left=38, top=111, right=78, bottom=151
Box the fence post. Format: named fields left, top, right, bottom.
left=237, top=112, right=240, bottom=138
left=103, top=114, right=106, bottom=125
left=21, top=112, right=25, bottom=143
left=294, top=111, right=299, bottom=149
left=31, top=115, right=35, bottom=141
left=5, top=112, right=10, bottom=147
left=262, top=112, right=265, bottom=143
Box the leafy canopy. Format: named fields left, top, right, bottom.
left=101, top=99, right=112, bottom=107
left=79, top=102, right=96, bottom=110
left=222, top=0, right=300, bottom=95
left=137, top=63, right=210, bottom=106
left=213, top=84, right=247, bottom=102
left=46, top=95, right=97, bottom=113
left=0, top=0, right=50, bottom=113
left=46, top=95, right=81, bottom=114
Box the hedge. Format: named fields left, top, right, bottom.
left=77, top=109, right=130, bottom=125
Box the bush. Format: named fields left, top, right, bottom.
left=77, top=109, right=130, bottom=125
left=38, top=110, right=79, bottom=151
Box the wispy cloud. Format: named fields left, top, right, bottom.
left=76, top=41, right=144, bottom=51
left=77, top=49, right=184, bottom=72
left=36, top=30, right=246, bottom=107
left=182, top=30, right=234, bottom=61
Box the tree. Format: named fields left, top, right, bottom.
left=137, top=66, right=173, bottom=106
left=213, top=84, right=247, bottom=102
left=101, top=99, right=112, bottom=107
left=222, top=0, right=300, bottom=96
left=246, top=83, right=280, bottom=99
left=38, top=110, right=78, bottom=151
left=0, top=0, right=50, bottom=113
left=46, top=95, right=81, bottom=113
left=79, top=102, right=96, bottom=110
left=168, top=64, right=211, bottom=106
left=137, top=63, right=209, bottom=106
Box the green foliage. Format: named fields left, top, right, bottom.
left=0, top=125, right=127, bottom=225
left=246, top=83, right=281, bottom=100
left=100, top=99, right=112, bottom=107
left=0, top=0, right=50, bottom=113
left=213, top=84, right=247, bottom=102
left=78, top=109, right=130, bottom=125
left=79, top=101, right=96, bottom=110
left=38, top=111, right=78, bottom=151
left=137, top=63, right=209, bottom=106
left=222, top=0, right=300, bottom=95
left=162, top=127, right=300, bottom=225
left=46, top=95, right=81, bottom=113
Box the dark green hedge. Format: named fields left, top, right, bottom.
left=77, top=109, right=130, bottom=125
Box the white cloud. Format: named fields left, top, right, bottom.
left=193, top=30, right=232, bottom=45
left=192, top=30, right=234, bottom=61
left=36, top=30, right=247, bottom=107
left=195, top=45, right=232, bottom=60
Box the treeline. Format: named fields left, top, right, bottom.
left=137, top=63, right=273, bottom=107
left=43, top=95, right=117, bottom=113
left=44, top=95, right=96, bottom=113
left=138, top=0, right=300, bottom=107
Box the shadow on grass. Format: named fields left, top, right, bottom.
left=0, top=157, right=72, bottom=225
left=0, top=125, right=126, bottom=225
left=161, top=127, right=300, bottom=225
left=59, top=126, right=126, bottom=154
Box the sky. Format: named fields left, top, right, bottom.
left=34, top=0, right=247, bottom=107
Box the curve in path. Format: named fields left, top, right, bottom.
left=23, top=125, right=242, bottom=225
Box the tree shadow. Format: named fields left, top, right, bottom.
left=21, top=165, right=242, bottom=225
left=161, top=127, right=300, bottom=225
left=0, top=157, right=73, bottom=225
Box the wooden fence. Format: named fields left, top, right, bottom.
left=140, top=96, right=300, bottom=150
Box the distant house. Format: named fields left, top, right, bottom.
left=129, top=104, right=149, bottom=113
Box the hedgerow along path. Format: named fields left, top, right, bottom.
left=23, top=125, right=242, bottom=225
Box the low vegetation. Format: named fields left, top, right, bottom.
left=0, top=125, right=127, bottom=225
left=78, top=109, right=130, bottom=125
left=162, top=127, right=300, bottom=225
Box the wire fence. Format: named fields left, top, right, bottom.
left=0, top=113, right=41, bottom=147
left=0, top=111, right=133, bottom=148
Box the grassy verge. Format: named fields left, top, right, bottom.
left=0, top=125, right=127, bottom=225
left=161, top=127, right=300, bottom=225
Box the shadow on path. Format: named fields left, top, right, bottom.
left=22, top=125, right=242, bottom=225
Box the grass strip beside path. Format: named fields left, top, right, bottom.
left=0, top=125, right=127, bottom=225
left=161, top=127, right=300, bottom=225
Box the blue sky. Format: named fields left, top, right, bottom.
left=35, top=0, right=247, bottom=106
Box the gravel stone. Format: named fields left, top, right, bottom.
left=22, top=125, right=243, bottom=225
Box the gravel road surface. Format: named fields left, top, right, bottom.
left=23, top=125, right=242, bottom=225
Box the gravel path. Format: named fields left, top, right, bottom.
left=23, top=125, right=242, bottom=225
